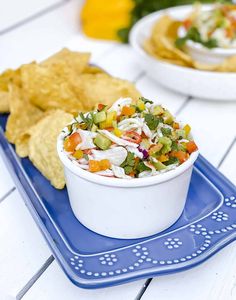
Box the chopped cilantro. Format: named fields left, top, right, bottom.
left=163, top=157, right=179, bottom=166
left=136, top=161, right=152, bottom=173
left=140, top=97, right=153, bottom=104
left=161, top=127, right=172, bottom=136
left=144, top=114, right=160, bottom=130
left=79, top=112, right=94, bottom=130
left=176, top=26, right=218, bottom=49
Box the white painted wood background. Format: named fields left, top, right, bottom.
left=0, top=1, right=235, bottom=299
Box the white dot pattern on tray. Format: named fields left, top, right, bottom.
left=67, top=194, right=236, bottom=279
left=225, top=196, right=236, bottom=208
left=164, top=238, right=183, bottom=249
left=211, top=211, right=228, bottom=222
left=99, top=253, right=117, bottom=266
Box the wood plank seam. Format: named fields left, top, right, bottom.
left=133, top=71, right=146, bottom=83
left=0, top=0, right=70, bottom=36
left=135, top=278, right=152, bottom=300
left=0, top=186, right=16, bottom=204
left=217, top=137, right=236, bottom=168
left=16, top=255, right=55, bottom=300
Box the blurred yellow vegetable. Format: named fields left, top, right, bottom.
left=80, top=0, right=134, bottom=41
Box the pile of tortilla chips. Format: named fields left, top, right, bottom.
left=144, top=15, right=236, bottom=72
left=0, top=48, right=141, bottom=189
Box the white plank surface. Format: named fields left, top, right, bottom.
left=22, top=261, right=146, bottom=300
left=178, top=99, right=236, bottom=166
left=0, top=0, right=81, bottom=71
left=136, top=76, right=187, bottom=113
left=0, top=190, right=51, bottom=298
left=220, top=142, right=236, bottom=184
left=93, top=44, right=143, bottom=81
left=0, top=0, right=61, bottom=32
left=0, top=152, right=15, bottom=200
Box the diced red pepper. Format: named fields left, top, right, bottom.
left=186, top=141, right=198, bottom=154
left=171, top=151, right=188, bottom=164
left=98, top=103, right=105, bottom=111
left=183, top=19, right=192, bottom=30
left=123, top=130, right=142, bottom=144
left=64, top=132, right=82, bottom=152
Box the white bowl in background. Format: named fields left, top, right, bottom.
left=57, top=131, right=199, bottom=239
left=129, top=5, right=236, bottom=101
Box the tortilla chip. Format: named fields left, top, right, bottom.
left=216, top=55, right=236, bottom=72
left=72, top=73, right=141, bottom=110
left=21, top=62, right=84, bottom=114
left=27, top=110, right=73, bottom=189
left=148, top=15, right=193, bottom=67
left=0, top=68, right=22, bottom=113
left=5, top=84, right=44, bottom=155
left=0, top=91, right=10, bottom=113
left=83, top=65, right=105, bottom=74
left=42, top=48, right=90, bottom=77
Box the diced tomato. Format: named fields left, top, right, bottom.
left=171, top=151, right=188, bottom=164
left=98, top=103, right=105, bottom=111
left=186, top=141, right=198, bottom=154
left=121, top=106, right=136, bottom=116
left=123, top=130, right=142, bottom=144
left=64, top=132, right=82, bottom=152
left=129, top=171, right=135, bottom=177
left=183, top=19, right=192, bottom=30
left=106, top=127, right=114, bottom=132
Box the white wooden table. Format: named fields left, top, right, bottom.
left=0, top=1, right=236, bottom=299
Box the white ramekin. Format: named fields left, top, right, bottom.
left=57, top=133, right=199, bottom=239
left=185, top=41, right=236, bottom=65
left=178, top=25, right=236, bottom=65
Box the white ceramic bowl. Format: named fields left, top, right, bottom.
left=129, top=5, right=236, bottom=101
left=57, top=133, right=199, bottom=239
left=178, top=26, right=236, bottom=65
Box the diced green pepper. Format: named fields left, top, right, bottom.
left=161, top=127, right=172, bottom=136
left=152, top=160, right=166, bottom=171
left=94, top=134, right=111, bottom=150
left=176, top=129, right=186, bottom=139
left=91, top=124, right=98, bottom=132
left=163, top=110, right=174, bottom=124
left=153, top=105, right=164, bottom=116
left=93, top=111, right=106, bottom=124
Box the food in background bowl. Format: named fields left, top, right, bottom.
left=176, top=4, right=236, bottom=64
left=177, top=4, right=236, bottom=49
left=57, top=97, right=199, bottom=239
left=141, top=4, right=236, bottom=71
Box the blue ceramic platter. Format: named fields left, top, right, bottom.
left=0, top=114, right=236, bottom=289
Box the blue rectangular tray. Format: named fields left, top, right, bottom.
left=0, top=114, right=236, bottom=289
